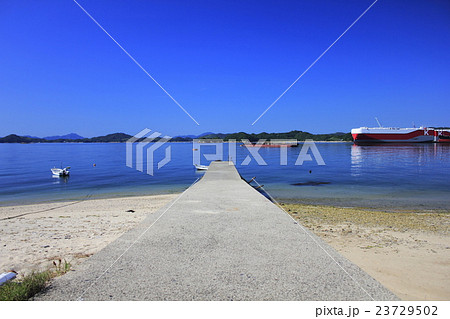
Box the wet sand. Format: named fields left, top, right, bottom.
left=282, top=203, right=450, bottom=300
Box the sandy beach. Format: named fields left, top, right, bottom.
left=282, top=203, right=450, bottom=300
left=0, top=194, right=177, bottom=276
left=1, top=194, right=449, bottom=301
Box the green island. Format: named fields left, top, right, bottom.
left=0, top=131, right=352, bottom=143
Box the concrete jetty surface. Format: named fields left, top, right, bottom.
left=38, top=161, right=398, bottom=300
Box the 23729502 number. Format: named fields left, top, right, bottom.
left=376, top=306, right=438, bottom=316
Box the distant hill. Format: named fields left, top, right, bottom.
left=0, top=130, right=353, bottom=143
left=0, top=133, right=132, bottom=143
left=197, top=132, right=217, bottom=137
left=198, top=132, right=228, bottom=139
left=43, top=133, right=85, bottom=140
left=83, top=133, right=132, bottom=143
left=0, top=134, right=44, bottom=143
left=199, top=131, right=353, bottom=142
left=174, top=132, right=226, bottom=139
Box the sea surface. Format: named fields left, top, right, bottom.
left=0, top=142, right=449, bottom=210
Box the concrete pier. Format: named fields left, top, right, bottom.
left=38, top=161, right=397, bottom=300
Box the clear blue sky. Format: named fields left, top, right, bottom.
left=1, top=0, right=449, bottom=137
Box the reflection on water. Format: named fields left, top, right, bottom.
left=257, top=143, right=450, bottom=210
left=351, top=145, right=363, bottom=176
left=0, top=143, right=449, bottom=209
left=351, top=143, right=450, bottom=178
left=52, top=175, right=70, bottom=184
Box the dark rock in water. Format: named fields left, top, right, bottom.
left=291, top=181, right=331, bottom=186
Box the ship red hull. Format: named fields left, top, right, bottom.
left=352, top=126, right=450, bottom=144
left=352, top=129, right=436, bottom=144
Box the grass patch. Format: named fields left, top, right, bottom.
left=52, top=259, right=71, bottom=276
left=0, top=259, right=72, bottom=301
left=0, top=271, right=51, bottom=301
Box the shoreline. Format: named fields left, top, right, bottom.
left=0, top=140, right=353, bottom=144
left=278, top=197, right=450, bottom=213
left=0, top=190, right=183, bottom=208
left=4, top=190, right=449, bottom=212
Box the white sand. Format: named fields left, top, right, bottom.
left=0, top=194, right=177, bottom=276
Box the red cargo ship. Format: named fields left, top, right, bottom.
left=351, top=126, right=450, bottom=144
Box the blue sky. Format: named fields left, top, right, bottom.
left=1, top=0, right=449, bottom=137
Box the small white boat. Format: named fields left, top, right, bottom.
left=51, top=166, right=70, bottom=177
left=194, top=164, right=208, bottom=170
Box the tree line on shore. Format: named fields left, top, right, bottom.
left=0, top=131, right=352, bottom=143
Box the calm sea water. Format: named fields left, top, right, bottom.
left=0, top=142, right=449, bottom=209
